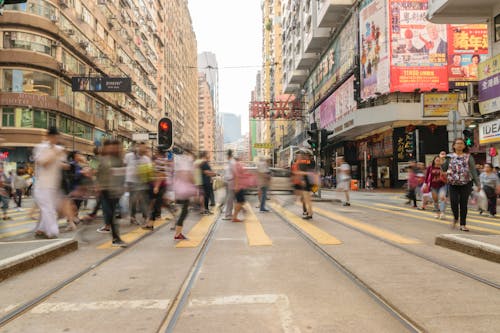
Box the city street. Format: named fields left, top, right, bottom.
left=0, top=190, right=499, bottom=332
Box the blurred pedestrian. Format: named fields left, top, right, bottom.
left=232, top=155, right=254, bottom=222
left=130, top=142, right=153, bottom=225
left=257, top=156, right=271, bottom=212
left=479, top=163, right=499, bottom=217
left=298, top=150, right=315, bottom=219
left=441, top=138, right=480, bottom=231
left=199, top=151, right=216, bottom=215
left=406, top=160, right=418, bottom=208
left=423, top=155, right=447, bottom=219
left=336, top=156, right=351, bottom=206
left=0, top=166, right=11, bottom=220
left=173, top=146, right=196, bottom=240
left=223, top=149, right=236, bottom=220
left=33, top=127, right=66, bottom=238
left=11, top=168, right=27, bottom=211
left=97, top=140, right=127, bottom=247
left=290, top=151, right=305, bottom=214
left=143, top=147, right=168, bottom=229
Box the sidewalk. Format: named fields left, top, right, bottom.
left=0, top=238, right=78, bottom=282
left=435, top=234, right=500, bottom=263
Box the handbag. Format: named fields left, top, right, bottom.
left=174, top=178, right=196, bottom=200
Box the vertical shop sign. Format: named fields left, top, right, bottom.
left=389, top=0, right=448, bottom=92
left=359, top=0, right=390, bottom=99
left=478, top=53, right=500, bottom=115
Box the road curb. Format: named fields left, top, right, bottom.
left=435, top=234, right=500, bottom=263
left=0, top=239, right=78, bottom=282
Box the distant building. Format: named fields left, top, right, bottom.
left=221, top=112, right=241, bottom=144
left=198, top=73, right=215, bottom=158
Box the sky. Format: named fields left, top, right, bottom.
left=188, top=0, right=263, bottom=136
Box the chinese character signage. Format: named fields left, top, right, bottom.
left=422, top=93, right=458, bottom=117
left=249, top=100, right=302, bottom=120
left=447, top=24, right=489, bottom=89
left=479, top=119, right=500, bottom=145
left=253, top=143, right=273, bottom=149
left=359, top=0, right=390, bottom=99
left=72, top=77, right=132, bottom=92
left=478, top=53, right=500, bottom=115
left=389, top=0, right=448, bottom=92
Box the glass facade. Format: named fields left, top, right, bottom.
left=3, top=31, right=56, bottom=57
left=2, top=69, right=56, bottom=96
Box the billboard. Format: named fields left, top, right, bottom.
left=478, top=53, right=500, bottom=115
left=359, top=0, right=390, bottom=99
left=422, top=93, right=458, bottom=117
left=319, top=76, right=357, bottom=128
left=72, top=77, right=132, bottom=92
left=447, top=24, right=489, bottom=89
left=307, top=13, right=358, bottom=106
left=479, top=119, right=500, bottom=145
left=389, top=0, right=448, bottom=92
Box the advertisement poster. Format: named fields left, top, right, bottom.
left=447, top=24, right=488, bottom=89
left=478, top=53, right=500, bottom=115
left=389, top=0, right=448, bottom=92
left=422, top=93, right=459, bottom=117
left=479, top=119, right=500, bottom=145
left=319, top=76, right=357, bottom=128
left=398, top=162, right=410, bottom=180
left=359, top=0, right=390, bottom=99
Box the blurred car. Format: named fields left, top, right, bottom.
left=244, top=167, right=293, bottom=193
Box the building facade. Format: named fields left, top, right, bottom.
left=278, top=0, right=488, bottom=187
left=221, top=112, right=241, bottom=144
left=0, top=0, right=197, bottom=170
left=197, top=72, right=215, bottom=158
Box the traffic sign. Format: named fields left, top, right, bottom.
left=148, top=132, right=157, bottom=140
left=132, top=133, right=149, bottom=141
left=253, top=143, right=273, bottom=149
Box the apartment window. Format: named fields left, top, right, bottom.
left=2, top=69, right=56, bottom=96
left=495, top=14, right=500, bottom=42
left=1, top=108, right=15, bottom=127
left=20, top=109, right=33, bottom=127
left=60, top=116, right=71, bottom=134
left=3, top=31, right=55, bottom=57
left=33, top=110, right=48, bottom=128
left=48, top=113, right=57, bottom=128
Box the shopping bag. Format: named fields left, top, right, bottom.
left=477, top=189, right=487, bottom=211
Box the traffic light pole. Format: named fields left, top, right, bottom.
left=316, top=131, right=321, bottom=199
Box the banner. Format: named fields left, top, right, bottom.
left=307, top=13, right=358, bottom=106
left=72, top=77, right=132, bottom=92
left=447, top=24, right=488, bottom=89
left=478, top=53, right=500, bottom=115
left=422, top=93, right=458, bottom=117
left=319, top=76, right=357, bottom=128
left=389, top=0, right=448, bottom=92
left=359, top=0, right=390, bottom=99
left=479, top=119, right=500, bottom=145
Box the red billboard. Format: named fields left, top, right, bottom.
left=389, top=0, right=448, bottom=92
left=447, top=24, right=488, bottom=89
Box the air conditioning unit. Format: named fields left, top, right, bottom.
left=107, top=19, right=114, bottom=28
left=51, top=40, right=60, bottom=46
left=79, top=41, right=89, bottom=49
left=467, top=82, right=480, bottom=115
left=66, top=29, right=75, bottom=36
left=118, top=56, right=124, bottom=63
left=59, top=0, right=69, bottom=8
left=98, top=0, right=106, bottom=5
left=59, top=63, right=68, bottom=72
left=50, top=15, right=58, bottom=22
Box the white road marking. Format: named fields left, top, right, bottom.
left=29, top=299, right=171, bottom=314
left=189, top=294, right=300, bottom=333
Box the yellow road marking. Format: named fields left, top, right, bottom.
left=355, top=203, right=500, bottom=235
left=0, top=228, right=32, bottom=239
left=242, top=203, right=272, bottom=246
left=176, top=205, right=220, bottom=248
left=0, top=219, right=38, bottom=230
left=97, top=219, right=168, bottom=249
left=313, top=206, right=420, bottom=244
left=375, top=203, right=500, bottom=228
left=269, top=202, right=341, bottom=245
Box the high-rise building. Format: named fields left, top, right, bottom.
left=198, top=72, right=215, bottom=158
left=0, top=0, right=197, bottom=167
left=221, top=112, right=241, bottom=144
left=198, top=52, right=223, bottom=162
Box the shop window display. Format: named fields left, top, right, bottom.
left=2, top=69, right=56, bottom=96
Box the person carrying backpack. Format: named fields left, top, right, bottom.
left=441, top=138, right=480, bottom=231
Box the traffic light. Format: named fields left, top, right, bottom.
left=158, top=117, right=173, bottom=150
left=307, top=130, right=319, bottom=150
left=321, top=129, right=334, bottom=149
left=463, top=129, right=474, bottom=147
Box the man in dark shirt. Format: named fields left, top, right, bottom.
left=200, top=151, right=216, bottom=215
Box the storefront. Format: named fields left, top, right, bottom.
left=479, top=119, right=500, bottom=167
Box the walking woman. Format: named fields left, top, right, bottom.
left=479, top=163, right=499, bottom=217
left=173, top=147, right=195, bottom=240
left=423, top=156, right=447, bottom=219
left=441, top=138, right=480, bottom=231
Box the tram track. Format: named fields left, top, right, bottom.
left=270, top=202, right=424, bottom=333
left=0, top=219, right=174, bottom=328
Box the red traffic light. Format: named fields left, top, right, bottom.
left=159, top=121, right=169, bottom=131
